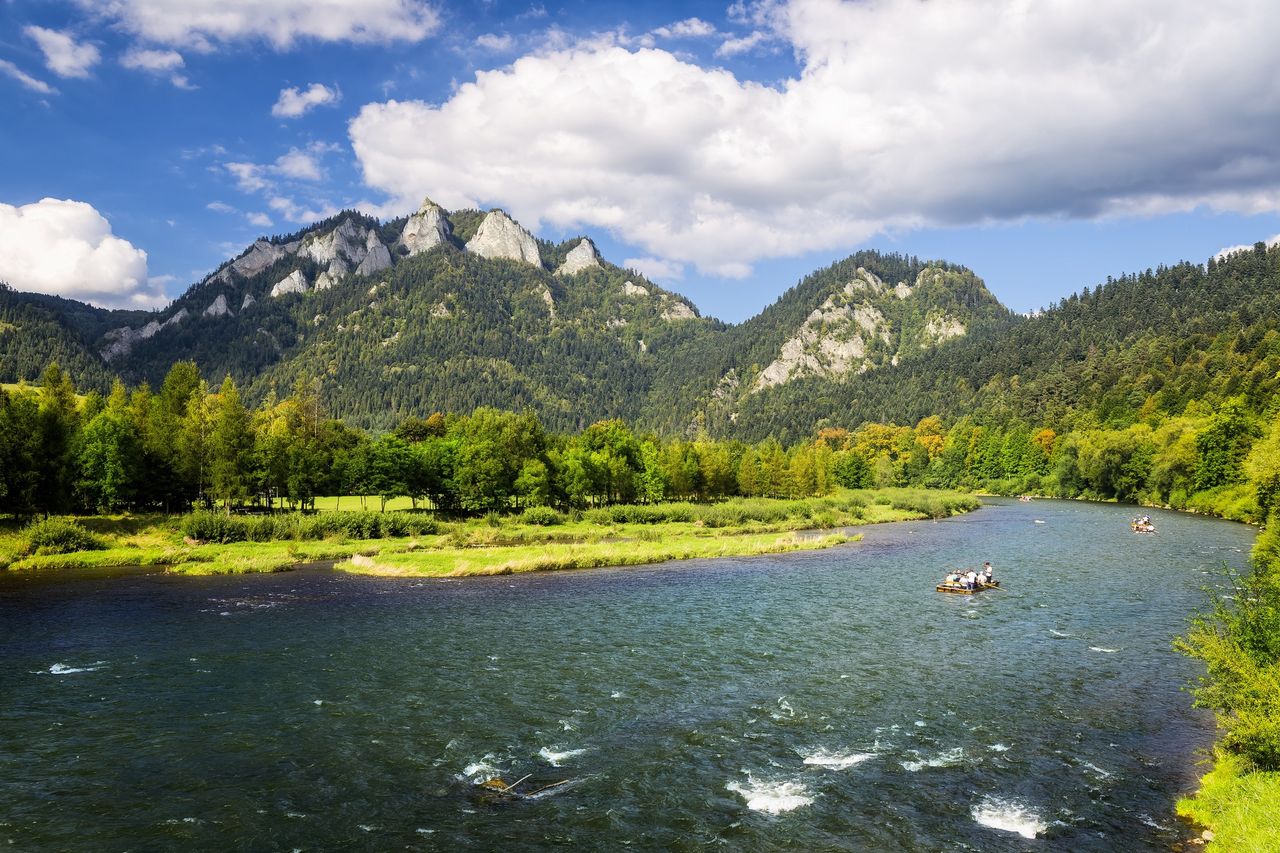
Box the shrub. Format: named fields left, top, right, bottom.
left=180, top=511, right=248, bottom=544
left=582, top=508, right=613, bottom=525
left=179, top=510, right=436, bottom=543
left=520, top=506, right=565, bottom=526
left=22, top=518, right=105, bottom=555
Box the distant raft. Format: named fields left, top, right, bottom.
left=936, top=580, right=1001, bottom=595
left=1131, top=522, right=1157, bottom=534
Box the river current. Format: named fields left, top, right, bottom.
left=0, top=499, right=1255, bottom=851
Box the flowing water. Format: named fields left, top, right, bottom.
left=0, top=499, right=1255, bottom=851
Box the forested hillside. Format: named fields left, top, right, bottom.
left=1, top=198, right=1277, bottom=448
left=0, top=285, right=123, bottom=392
left=705, top=242, right=1280, bottom=442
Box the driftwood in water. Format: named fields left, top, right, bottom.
left=475, top=774, right=574, bottom=800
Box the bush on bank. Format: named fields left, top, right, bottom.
left=21, top=518, right=105, bottom=555
left=180, top=510, right=439, bottom=543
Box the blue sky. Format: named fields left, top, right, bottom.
left=1, top=0, right=1278, bottom=320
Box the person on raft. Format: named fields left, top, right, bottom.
left=982, top=562, right=994, bottom=584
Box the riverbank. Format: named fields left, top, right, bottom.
left=340, top=530, right=854, bottom=577
left=0, top=488, right=978, bottom=579
left=1172, top=521, right=1280, bottom=851
left=1177, top=751, right=1280, bottom=849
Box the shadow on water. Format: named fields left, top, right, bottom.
left=0, top=498, right=1255, bottom=851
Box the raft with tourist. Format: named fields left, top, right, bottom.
left=1131, top=516, right=1157, bottom=534
left=936, top=562, right=1000, bottom=594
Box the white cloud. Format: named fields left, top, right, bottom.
left=225, top=162, right=270, bottom=193
left=272, top=82, right=340, bottom=118
left=0, top=198, right=161, bottom=308
left=222, top=143, right=338, bottom=222
left=475, top=33, right=515, bottom=52
left=119, top=46, right=194, bottom=88
left=268, top=195, right=337, bottom=224
left=24, top=27, right=100, bottom=79
left=121, top=47, right=184, bottom=72
left=624, top=257, right=684, bottom=281
left=0, top=59, right=57, bottom=95
left=714, top=30, right=770, bottom=57
left=79, top=0, right=441, bottom=49
left=652, top=18, right=716, bottom=39
left=273, top=147, right=325, bottom=180
left=207, top=201, right=274, bottom=228
left=350, top=0, right=1280, bottom=278
left=1214, top=233, right=1280, bottom=261
left=225, top=144, right=329, bottom=193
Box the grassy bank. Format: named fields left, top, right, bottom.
left=0, top=488, right=976, bottom=577
left=1174, top=512, right=1280, bottom=849
left=1177, top=751, right=1280, bottom=849
left=340, top=531, right=854, bottom=577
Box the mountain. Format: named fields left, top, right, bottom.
left=638, top=252, right=1011, bottom=437
left=0, top=285, right=131, bottom=392
left=4, top=199, right=1275, bottom=441
left=9, top=201, right=714, bottom=431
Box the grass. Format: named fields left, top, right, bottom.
left=1177, top=751, right=1280, bottom=850
left=339, top=531, right=855, bottom=577
left=0, top=488, right=976, bottom=578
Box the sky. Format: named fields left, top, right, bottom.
left=1, top=0, right=1279, bottom=321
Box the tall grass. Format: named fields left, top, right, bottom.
left=180, top=510, right=437, bottom=543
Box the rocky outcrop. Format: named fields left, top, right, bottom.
left=314, top=271, right=339, bottom=292
left=924, top=315, right=965, bottom=342
left=754, top=299, right=889, bottom=390
left=100, top=308, right=188, bottom=361
left=203, top=294, right=231, bottom=317
left=536, top=283, right=556, bottom=318
left=214, top=239, right=299, bottom=284
left=465, top=210, right=541, bottom=266
left=661, top=299, right=697, bottom=321
left=622, top=281, right=649, bottom=297
left=300, top=219, right=363, bottom=267
left=270, top=270, right=308, bottom=298
left=555, top=238, right=601, bottom=276
left=296, top=218, right=392, bottom=284
left=355, top=230, right=392, bottom=276
left=398, top=197, right=451, bottom=256
left=240, top=293, right=255, bottom=311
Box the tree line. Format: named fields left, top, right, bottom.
left=5, top=355, right=1278, bottom=521
left=0, top=362, right=860, bottom=517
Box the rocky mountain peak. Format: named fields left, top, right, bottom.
left=398, top=197, right=451, bottom=257
left=555, top=238, right=602, bottom=276
left=465, top=210, right=541, bottom=266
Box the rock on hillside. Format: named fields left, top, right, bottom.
left=100, top=308, right=187, bottom=361
left=203, top=293, right=231, bottom=317
left=555, top=238, right=602, bottom=276
left=398, top=197, right=451, bottom=256
left=270, top=270, right=308, bottom=298
left=752, top=266, right=971, bottom=391
left=465, top=210, right=542, bottom=266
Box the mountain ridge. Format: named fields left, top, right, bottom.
left=8, top=204, right=1269, bottom=441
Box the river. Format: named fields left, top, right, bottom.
left=0, top=499, right=1255, bottom=851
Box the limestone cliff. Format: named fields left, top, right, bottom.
left=465, top=210, right=541, bottom=266
left=398, top=197, right=451, bottom=256
left=270, top=270, right=308, bottom=298
left=555, top=238, right=601, bottom=276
